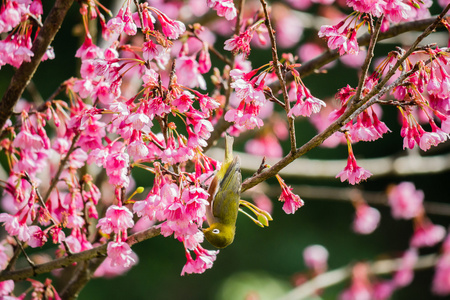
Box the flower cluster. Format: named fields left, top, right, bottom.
left=319, top=0, right=431, bottom=56
left=0, top=0, right=52, bottom=69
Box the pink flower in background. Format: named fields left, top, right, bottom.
left=432, top=253, right=450, bottom=295
left=353, top=204, right=381, bottom=235
left=252, top=193, right=273, bottom=215
left=275, top=10, right=304, bottom=48
left=387, top=182, right=424, bottom=220
left=245, top=134, right=282, bottom=158
left=340, top=263, right=372, bottom=300
left=303, top=244, right=329, bottom=273
left=393, top=248, right=418, bottom=287
left=410, top=222, right=446, bottom=248
left=372, top=280, right=395, bottom=300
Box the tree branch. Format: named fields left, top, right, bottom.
left=0, top=226, right=161, bottom=282
left=0, top=0, right=75, bottom=133
left=241, top=7, right=450, bottom=193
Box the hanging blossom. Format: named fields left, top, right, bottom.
left=288, top=69, right=326, bottom=118
left=318, top=19, right=360, bottom=56
left=275, top=174, right=304, bottom=214
left=336, top=133, right=372, bottom=185
left=332, top=76, right=391, bottom=143
left=387, top=48, right=450, bottom=152
left=347, top=0, right=429, bottom=24
left=225, top=68, right=268, bottom=130
left=0, top=0, right=50, bottom=69
left=391, top=248, right=418, bottom=289
left=224, top=20, right=264, bottom=57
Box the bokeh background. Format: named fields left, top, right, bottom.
left=1, top=0, right=450, bottom=299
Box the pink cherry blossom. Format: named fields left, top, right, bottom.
left=278, top=183, right=304, bottom=214
left=107, top=241, right=136, bottom=268
left=97, top=205, right=134, bottom=235
left=28, top=225, right=47, bottom=248
left=336, top=150, right=372, bottom=185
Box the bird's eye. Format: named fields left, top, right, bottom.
left=212, top=229, right=220, bottom=234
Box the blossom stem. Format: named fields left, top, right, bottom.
left=353, top=14, right=383, bottom=104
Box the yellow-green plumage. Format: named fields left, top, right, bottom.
left=204, top=135, right=241, bottom=249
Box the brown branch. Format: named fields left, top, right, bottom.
left=0, top=0, right=75, bottom=134
left=0, top=226, right=161, bottom=282
left=354, top=15, right=383, bottom=103
left=59, top=258, right=105, bottom=300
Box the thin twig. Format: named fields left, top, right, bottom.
left=260, top=0, right=296, bottom=153
left=354, top=15, right=383, bottom=103
left=13, top=237, right=35, bottom=269
left=42, top=132, right=81, bottom=203
left=133, top=0, right=147, bottom=41
left=25, top=172, right=74, bottom=255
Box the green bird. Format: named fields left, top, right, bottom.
left=203, top=135, right=242, bottom=249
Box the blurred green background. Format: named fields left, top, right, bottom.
left=1, top=0, right=450, bottom=299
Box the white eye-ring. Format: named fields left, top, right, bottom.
left=212, top=229, right=220, bottom=234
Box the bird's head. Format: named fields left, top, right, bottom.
left=203, top=223, right=236, bottom=249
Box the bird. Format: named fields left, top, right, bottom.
left=203, top=135, right=242, bottom=248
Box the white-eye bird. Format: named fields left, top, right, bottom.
left=203, top=135, right=242, bottom=248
